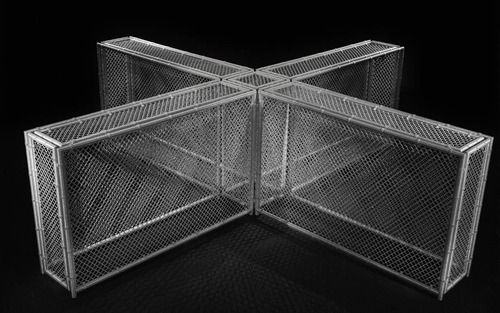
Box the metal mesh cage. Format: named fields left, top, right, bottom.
left=256, top=82, right=492, bottom=299
left=259, top=41, right=404, bottom=108
left=25, top=38, right=493, bottom=300
left=98, top=37, right=251, bottom=109
left=26, top=81, right=257, bottom=297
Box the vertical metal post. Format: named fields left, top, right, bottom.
left=466, top=138, right=493, bottom=276
left=217, top=103, right=223, bottom=195
left=126, top=54, right=135, bottom=103
left=247, top=92, right=258, bottom=215
left=364, top=59, right=372, bottom=101
left=253, top=91, right=264, bottom=215
left=280, top=104, right=291, bottom=190
left=96, top=45, right=107, bottom=109
left=24, top=134, right=47, bottom=274
left=392, top=49, right=405, bottom=108
left=437, top=153, right=469, bottom=300
left=54, top=149, right=77, bottom=298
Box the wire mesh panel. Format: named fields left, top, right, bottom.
left=257, top=82, right=492, bottom=299
left=26, top=82, right=256, bottom=297
left=227, top=71, right=287, bottom=90
left=26, top=38, right=494, bottom=301
left=25, top=136, right=68, bottom=289
left=259, top=41, right=404, bottom=108
left=98, top=37, right=251, bottom=110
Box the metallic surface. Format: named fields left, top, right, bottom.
left=25, top=38, right=493, bottom=300
left=259, top=40, right=404, bottom=108
left=258, top=82, right=492, bottom=299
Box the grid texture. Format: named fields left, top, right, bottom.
left=297, top=49, right=403, bottom=108
left=107, top=38, right=246, bottom=77
left=59, top=95, right=254, bottom=289
left=99, top=47, right=129, bottom=109
left=98, top=46, right=213, bottom=109
left=298, top=61, right=369, bottom=103
left=271, top=83, right=481, bottom=151
left=31, top=139, right=67, bottom=285
left=263, top=41, right=394, bottom=77
left=26, top=39, right=493, bottom=300
left=447, top=145, right=488, bottom=286
left=258, top=95, right=463, bottom=291
left=39, top=83, right=243, bottom=144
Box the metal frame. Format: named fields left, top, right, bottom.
left=258, top=41, right=404, bottom=108
left=26, top=81, right=256, bottom=297
left=257, top=82, right=492, bottom=299
left=102, top=36, right=252, bottom=79
left=258, top=40, right=400, bottom=78
left=25, top=38, right=493, bottom=300
left=465, top=138, right=493, bottom=276
left=227, top=71, right=288, bottom=90
left=98, top=37, right=252, bottom=110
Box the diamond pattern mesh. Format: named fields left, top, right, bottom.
left=99, top=47, right=129, bottom=109
left=108, top=38, right=245, bottom=77
left=447, top=145, right=487, bottom=286
left=265, top=41, right=393, bottom=77
left=298, top=61, right=369, bottom=103
left=272, top=84, right=480, bottom=150
left=39, top=83, right=242, bottom=144
left=59, top=96, right=253, bottom=288
left=26, top=38, right=493, bottom=299
left=259, top=95, right=462, bottom=291
left=31, top=139, right=67, bottom=285
left=297, top=49, right=403, bottom=108
left=365, top=50, right=402, bottom=107
left=99, top=46, right=213, bottom=109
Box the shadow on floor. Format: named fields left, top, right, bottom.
left=5, top=215, right=498, bottom=313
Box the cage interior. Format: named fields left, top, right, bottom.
left=258, top=92, right=467, bottom=292
left=296, top=50, right=403, bottom=108
left=31, top=81, right=254, bottom=290
left=99, top=47, right=214, bottom=109
left=62, top=97, right=253, bottom=289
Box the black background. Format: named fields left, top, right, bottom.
left=3, top=4, right=499, bottom=313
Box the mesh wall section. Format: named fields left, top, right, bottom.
left=446, top=141, right=491, bottom=290
left=36, top=82, right=243, bottom=145
left=296, top=50, right=404, bottom=108
left=257, top=83, right=491, bottom=297
left=27, top=137, right=68, bottom=287
left=268, top=83, right=481, bottom=151
left=106, top=37, right=250, bottom=77
left=98, top=45, right=214, bottom=109
left=259, top=41, right=403, bottom=108
left=26, top=82, right=256, bottom=296
left=98, top=37, right=251, bottom=110
left=26, top=39, right=494, bottom=300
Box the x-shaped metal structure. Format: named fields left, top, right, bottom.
left=25, top=37, right=492, bottom=300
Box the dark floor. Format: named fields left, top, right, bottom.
left=4, top=213, right=498, bottom=313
